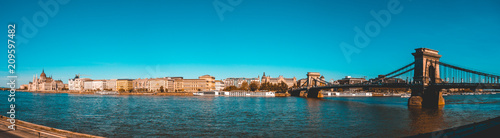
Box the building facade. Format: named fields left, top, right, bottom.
left=106, top=79, right=117, bottom=91
left=149, top=78, right=170, bottom=92
left=133, top=78, right=150, bottom=91
left=83, top=80, right=93, bottom=91
left=116, top=79, right=134, bottom=92
left=92, top=80, right=107, bottom=91
left=261, top=72, right=296, bottom=88
left=338, top=76, right=368, bottom=85
left=68, top=75, right=92, bottom=91
left=28, top=70, right=65, bottom=91
left=224, top=77, right=260, bottom=88
left=215, top=80, right=225, bottom=91
left=181, top=75, right=216, bottom=92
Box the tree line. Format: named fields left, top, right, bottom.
left=223, top=81, right=289, bottom=92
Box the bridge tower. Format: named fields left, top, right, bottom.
left=412, top=48, right=442, bottom=84
left=307, top=72, right=321, bottom=88
left=409, top=48, right=445, bottom=107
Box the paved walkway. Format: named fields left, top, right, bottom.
left=0, top=115, right=103, bottom=138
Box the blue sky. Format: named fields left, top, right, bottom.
left=1, top=0, right=500, bottom=87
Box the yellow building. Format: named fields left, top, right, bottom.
left=171, top=77, right=184, bottom=92
left=182, top=75, right=215, bottom=92
left=199, top=75, right=215, bottom=90
left=116, top=79, right=134, bottom=92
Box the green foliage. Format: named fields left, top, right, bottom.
left=160, top=86, right=164, bottom=92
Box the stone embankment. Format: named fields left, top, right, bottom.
left=0, top=115, right=103, bottom=138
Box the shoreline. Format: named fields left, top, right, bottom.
left=12, top=90, right=497, bottom=98
left=16, top=90, right=195, bottom=96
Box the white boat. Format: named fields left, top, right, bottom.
left=95, top=91, right=119, bottom=95
left=193, top=92, right=204, bottom=96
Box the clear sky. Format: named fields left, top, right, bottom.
left=1, top=0, right=499, bottom=87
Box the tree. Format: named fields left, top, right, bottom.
left=223, top=86, right=238, bottom=91
left=277, top=82, right=288, bottom=93
left=160, top=86, right=164, bottom=92
left=259, top=82, right=270, bottom=91
left=118, top=89, right=125, bottom=92
left=250, top=81, right=259, bottom=91
left=338, top=88, right=343, bottom=92
left=240, top=81, right=249, bottom=91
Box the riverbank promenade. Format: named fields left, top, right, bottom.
left=0, top=115, right=103, bottom=138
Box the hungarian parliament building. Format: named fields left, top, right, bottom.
left=28, top=70, right=65, bottom=91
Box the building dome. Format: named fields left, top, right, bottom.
left=40, top=70, right=47, bottom=78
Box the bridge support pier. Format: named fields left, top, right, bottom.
left=289, top=89, right=323, bottom=98
left=408, top=96, right=423, bottom=106
left=408, top=87, right=445, bottom=107
left=306, top=89, right=323, bottom=98
left=422, top=87, right=445, bottom=107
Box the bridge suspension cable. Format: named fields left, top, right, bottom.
left=371, top=62, right=415, bottom=84
left=436, top=61, right=500, bottom=84
left=384, top=62, right=415, bottom=77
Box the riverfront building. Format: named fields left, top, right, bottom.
left=338, top=76, right=368, bottom=84
left=223, top=77, right=260, bottom=88
left=20, top=84, right=28, bottom=90
left=215, top=80, right=225, bottom=91
left=149, top=78, right=173, bottom=92
left=28, top=70, right=65, bottom=91
left=133, top=78, right=150, bottom=91
left=83, top=81, right=93, bottom=91
left=261, top=72, right=296, bottom=88
left=116, top=79, right=134, bottom=92
left=106, top=79, right=117, bottom=91
left=68, top=75, right=92, bottom=91
left=199, top=75, right=216, bottom=90
left=92, top=80, right=107, bottom=91
left=182, top=75, right=216, bottom=92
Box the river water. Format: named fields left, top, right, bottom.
left=1, top=91, right=499, bottom=137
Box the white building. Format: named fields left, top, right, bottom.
left=107, top=79, right=117, bottom=91
left=149, top=79, right=168, bottom=92
left=223, top=77, right=260, bottom=88
left=84, top=80, right=93, bottom=91
left=215, top=80, right=225, bottom=91
left=68, top=75, right=92, bottom=91
left=92, top=80, right=106, bottom=91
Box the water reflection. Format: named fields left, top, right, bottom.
left=1, top=92, right=498, bottom=137
left=407, top=106, right=446, bottom=135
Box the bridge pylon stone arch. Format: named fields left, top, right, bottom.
left=307, top=72, right=321, bottom=88
left=412, top=48, right=442, bottom=85
left=409, top=48, right=445, bottom=107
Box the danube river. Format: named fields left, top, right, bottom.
left=1, top=91, right=499, bottom=137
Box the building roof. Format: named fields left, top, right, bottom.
left=40, top=70, right=46, bottom=78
